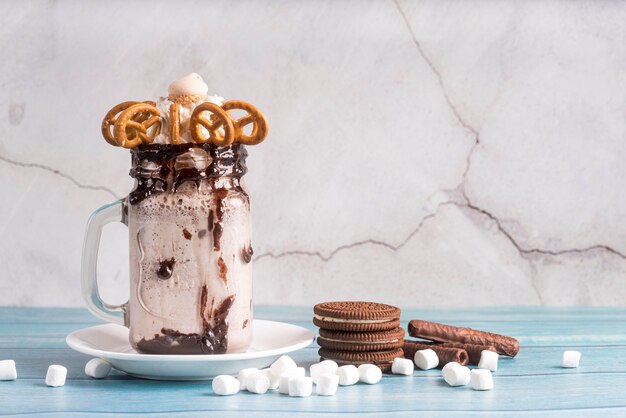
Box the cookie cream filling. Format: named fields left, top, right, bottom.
left=314, top=315, right=394, bottom=324
left=319, top=337, right=399, bottom=344
left=325, top=358, right=394, bottom=365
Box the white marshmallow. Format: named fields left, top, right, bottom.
left=316, top=373, right=339, bottom=396
left=212, top=375, right=240, bottom=396
left=391, top=357, right=414, bottom=375
left=336, top=365, right=360, bottom=386
left=45, top=365, right=67, bottom=387
left=288, top=376, right=313, bottom=397
left=84, top=358, right=111, bottom=379
left=310, top=360, right=338, bottom=384
left=246, top=372, right=270, bottom=394
left=237, top=368, right=259, bottom=391
left=261, top=368, right=280, bottom=390
left=478, top=350, right=499, bottom=372
left=269, top=355, right=298, bottom=377
left=358, top=364, right=382, bottom=384
left=0, top=360, right=17, bottom=381
left=442, top=362, right=471, bottom=386
left=168, top=73, right=209, bottom=97
left=562, top=351, right=581, bottom=368
left=279, top=367, right=305, bottom=394
left=470, top=369, right=493, bottom=391
left=414, top=349, right=439, bottom=370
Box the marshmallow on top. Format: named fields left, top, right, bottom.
left=168, top=73, right=209, bottom=101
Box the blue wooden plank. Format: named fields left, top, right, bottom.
left=2, top=346, right=625, bottom=379
left=1, top=372, right=626, bottom=415
left=3, top=319, right=626, bottom=348
left=4, top=411, right=626, bottom=418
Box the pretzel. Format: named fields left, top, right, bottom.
left=169, top=103, right=180, bottom=145
left=189, top=102, right=235, bottom=147
left=102, top=101, right=159, bottom=147
left=113, top=103, right=161, bottom=148
left=101, top=101, right=141, bottom=146
left=221, top=100, right=268, bottom=145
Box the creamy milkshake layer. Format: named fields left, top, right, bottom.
left=127, top=144, right=253, bottom=354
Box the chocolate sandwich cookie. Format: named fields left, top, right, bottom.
left=313, top=301, right=401, bottom=332
left=319, top=347, right=404, bottom=372
left=317, top=327, right=405, bottom=352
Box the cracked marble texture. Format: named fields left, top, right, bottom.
left=0, top=0, right=625, bottom=307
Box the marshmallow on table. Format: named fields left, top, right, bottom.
left=85, top=358, right=111, bottom=379
left=279, top=367, right=305, bottom=394
left=261, top=368, right=280, bottom=390
left=562, top=351, right=581, bottom=368
left=247, top=372, right=270, bottom=394
left=478, top=350, right=499, bottom=372
left=269, top=355, right=298, bottom=377
left=358, top=364, right=382, bottom=384
left=310, top=360, right=338, bottom=384
left=237, top=368, right=259, bottom=391
left=391, top=357, right=414, bottom=376
left=316, top=373, right=339, bottom=396
left=288, top=376, right=313, bottom=397
left=212, top=375, right=240, bottom=396
left=45, top=365, right=67, bottom=387
left=336, top=365, right=359, bottom=386
left=442, top=362, right=470, bottom=387
left=414, top=349, right=439, bottom=370
left=0, top=360, right=17, bottom=381
left=470, top=369, right=493, bottom=391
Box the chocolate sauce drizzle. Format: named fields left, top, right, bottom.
left=217, top=256, right=228, bottom=285
left=136, top=290, right=235, bottom=354
left=129, top=143, right=248, bottom=205
left=212, top=188, right=228, bottom=251
left=241, top=242, right=254, bottom=264
left=156, top=258, right=176, bottom=280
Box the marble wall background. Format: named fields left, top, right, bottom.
left=1, top=0, right=624, bottom=308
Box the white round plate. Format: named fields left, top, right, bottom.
left=66, top=320, right=314, bottom=380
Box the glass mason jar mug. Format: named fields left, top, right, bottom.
left=81, top=144, right=253, bottom=354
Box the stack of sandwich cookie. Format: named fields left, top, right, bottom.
left=313, top=301, right=403, bottom=372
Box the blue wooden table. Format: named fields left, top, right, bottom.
left=1, top=306, right=626, bottom=417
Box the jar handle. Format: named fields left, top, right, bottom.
left=81, top=199, right=128, bottom=326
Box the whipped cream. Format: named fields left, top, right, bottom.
left=152, top=74, right=225, bottom=145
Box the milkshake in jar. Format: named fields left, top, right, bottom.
left=82, top=73, right=267, bottom=354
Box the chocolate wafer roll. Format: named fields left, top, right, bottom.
left=418, top=342, right=497, bottom=365
left=403, top=341, right=469, bottom=367
left=442, top=343, right=497, bottom=365
left=408, top=320, right=519, bottom=357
